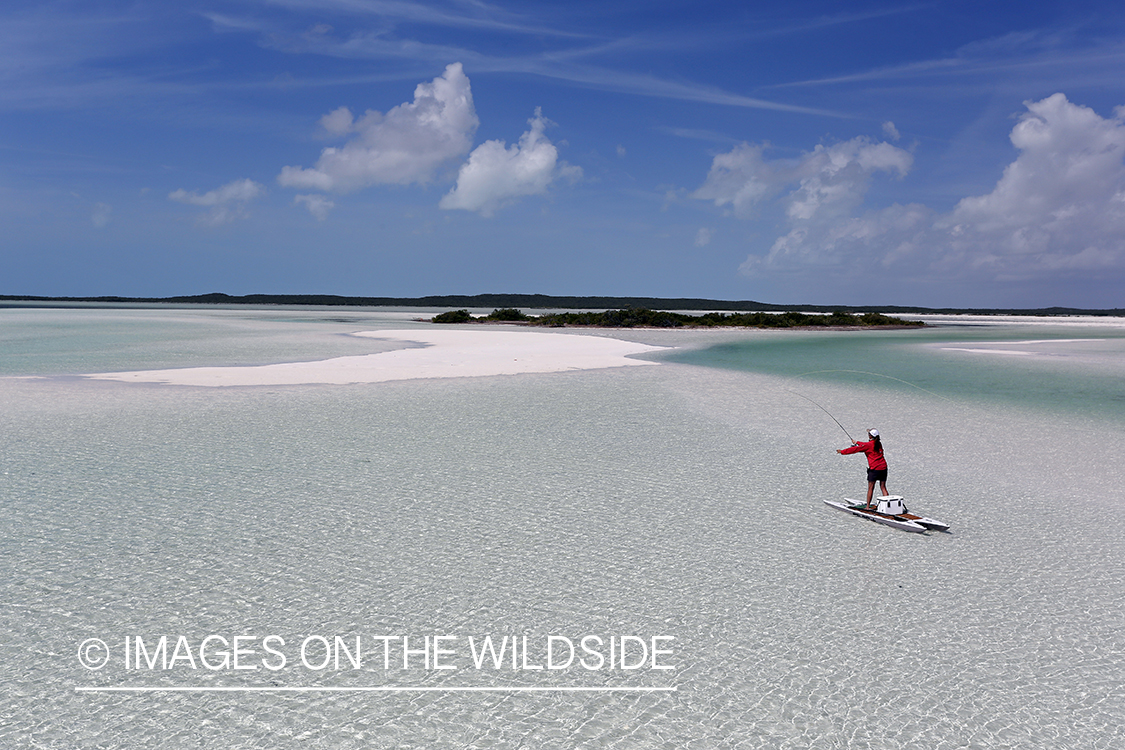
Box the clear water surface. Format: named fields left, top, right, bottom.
left=2, top=307, right=1122, bottom=749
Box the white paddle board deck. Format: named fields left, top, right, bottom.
left=824, top=499, right=927, bottom=533
left=842, top=498, right=949, bottom=532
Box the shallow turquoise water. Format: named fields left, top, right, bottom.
left=661, top=322, right=1125, bottom=427
left=0, top=306, right=426, bottom=376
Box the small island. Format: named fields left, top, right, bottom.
left=431, top=308, right=923, bottom=328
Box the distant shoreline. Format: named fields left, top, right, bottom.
left=430, top=308, right=925, bottom=329
left=1, top=292, right=1122, bottom=317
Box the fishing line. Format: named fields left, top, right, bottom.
left=790, top=369, right=956, bottom=403
left=784, top=369, right=953, bottom=443
left=786, top=390, right=856, bottom=443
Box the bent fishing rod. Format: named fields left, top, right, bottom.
left=785, top=368, right=957, bottom=444
left=787, top=390, right=856, bottom=444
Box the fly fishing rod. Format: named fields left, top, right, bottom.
left=786, top=369, right=954, bottom=445
left=787, top=390, right=856, bottom=443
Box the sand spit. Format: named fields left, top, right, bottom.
left=82, top=329, right=666, bottom=386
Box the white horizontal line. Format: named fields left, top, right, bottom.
left=939, top=347, right=1034, bottom=355
left=77, top=686, right=676, bottom=693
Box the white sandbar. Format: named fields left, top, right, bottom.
left=83, top=329, right=665, bottom=387
left=939, top=347, right=1035, bottom=356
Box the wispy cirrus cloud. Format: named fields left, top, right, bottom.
left=768, top=29, right=1125, bottom=92
left=0, top=2, right=843, bottom=117
left=739, top=3, right=933, bottom=39
left=91, top=202, right=112, bottom=227
left=248, top=0, right=589, bottom=38
left=0, top=4, right=169, bottom=109
left=208, top=6, right=844, bottom=117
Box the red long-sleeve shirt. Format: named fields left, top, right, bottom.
left=840, top=440, right=887, bottom=470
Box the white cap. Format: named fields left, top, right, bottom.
left=868, top=429, right=879, bottom=437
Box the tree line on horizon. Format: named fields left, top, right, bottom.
left=431, top=308, right=924, bottom=328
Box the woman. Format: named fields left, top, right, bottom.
left=838, top=429, right=888, bottom=508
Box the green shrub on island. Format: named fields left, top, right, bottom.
left=528, top=309, right=921, bottom=328
left=532, top=309, right=684, bottom=328
left=486, top=308, right=530, bottom=321
left=430, top=307, right=922, bottom=328
left=432, top=309, right=474, bottom=323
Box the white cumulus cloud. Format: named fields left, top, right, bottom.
left=278, top=63, right=478, bottom=193
left=703, top=94, right=1125, bottom=286
left=169, top=178, right=265, bottom=225
left=691, top=143, right=781, bottom=218
left=782, top=138, right=912, bottom=223
left=743, top=202, right=933, bottom=276
left=693, top=137, right=911, bottom=222
left=294, top=194, right=335, bottom=220
left=440, top=108, right=580, bottom=217
left=694, top=134, right=919, bottom=276
left=937, top=93, right=1125, bottom=276
left=319, top=105, right=358, bottom=137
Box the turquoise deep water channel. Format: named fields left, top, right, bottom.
left=2, top=307, right=1122, bottom=749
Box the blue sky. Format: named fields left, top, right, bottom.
left=3, top=1, right=1125, bottom=307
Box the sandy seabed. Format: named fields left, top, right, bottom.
left=3, top=321, right=1123, bottom=749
